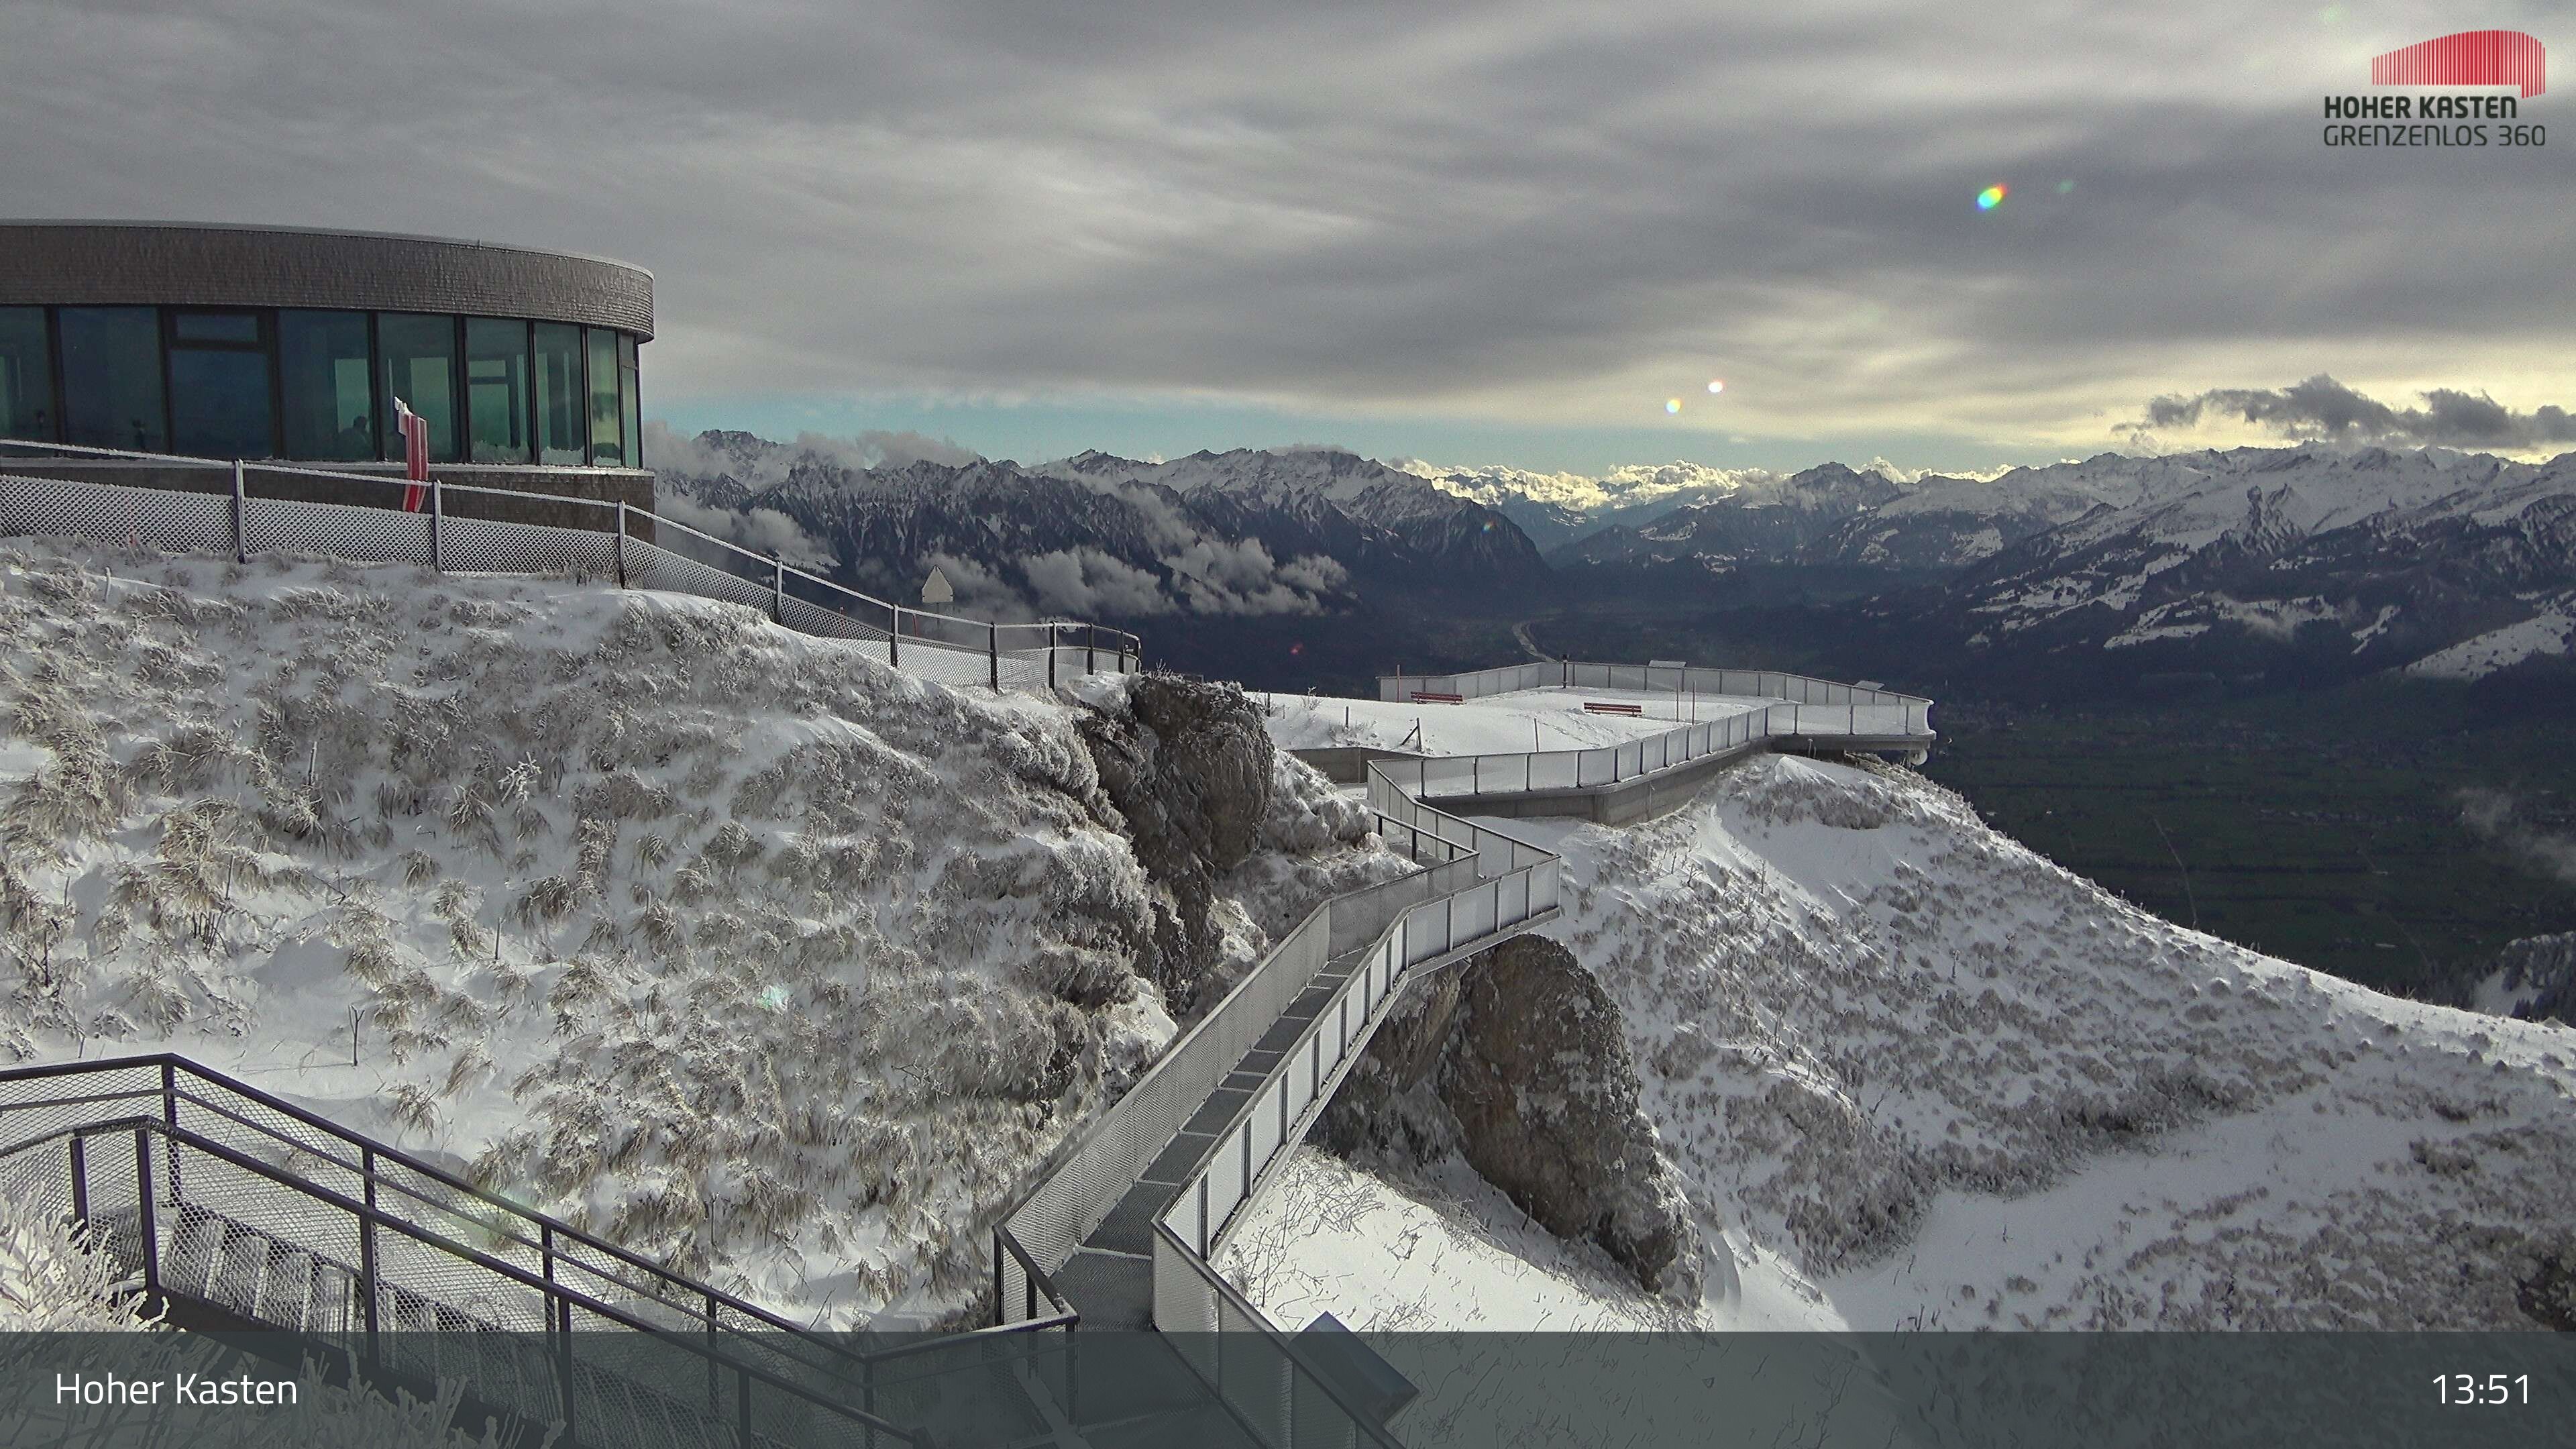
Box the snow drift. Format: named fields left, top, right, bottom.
left=1230, top=749, right=2576, bottom=1334
left=0, top=539, right=1197, bottom=1326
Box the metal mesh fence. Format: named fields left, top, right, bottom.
left=443, top=514, right=619, bottom=580
left=0, top=457, right=1140, bottom=699
left=0, top=472, right=234, bottom=555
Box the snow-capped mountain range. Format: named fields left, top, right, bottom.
left=1480, top=444, right=2576, bottom=686
left=659, top=431, right=2576, bottom=685
left=652, top=431, right=1545, bottom=621
left=1841, top=445, right=2576, bottom=687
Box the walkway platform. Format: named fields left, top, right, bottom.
left=1053, top=955, right=1364, bottom=1328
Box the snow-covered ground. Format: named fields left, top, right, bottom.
left=2405, top=610, right=2575, bottom=680
left=0, top=539, right=1183, bottom=1326
left=1226, top=743, right=2576, bottom=1340
left=1262, top=687, right=1766, bottom=756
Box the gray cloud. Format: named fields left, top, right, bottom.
left=2459, top=788, right=2576, bottom=889
left=1022, top=548, right=1170, bottom=618
left=4, top=1, right=2569, bottom=454
left=654, top=492, right=837, bottom=573
left=2138, top=376, right=2576, bottom=451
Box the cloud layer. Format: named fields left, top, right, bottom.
left=3, top=2, right=2569, bottom=460
left=2139, top=376, right=2576, bottom=452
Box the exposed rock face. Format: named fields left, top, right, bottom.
left=1077, top=674, right=1275, bottom=1012
left=1320, top=935, right=1707, bottom=1303
left=1443, top=936, right=1706, bottom=1303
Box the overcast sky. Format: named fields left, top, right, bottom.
left=3, top=1, right=2567, bottom=473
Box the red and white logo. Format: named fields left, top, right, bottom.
left=2370, top=30, right=2545, bottom=98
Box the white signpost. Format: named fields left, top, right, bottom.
left=922, top=568, right=954, bottom=606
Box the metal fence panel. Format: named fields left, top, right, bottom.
left=0, top=472, right=234, bottom=555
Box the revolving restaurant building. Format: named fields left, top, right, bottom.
left=0, top=221, right=652, bottom=509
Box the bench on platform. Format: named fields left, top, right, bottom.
left=1582, top=701, right=1643, bottom=715
left=1410, top=691, right=1464, bottom=704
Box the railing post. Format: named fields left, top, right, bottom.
left=68, top=1134, right=87, bottom=1222
left=1048, top=623, right=1059, bottom=690
left=737, top=1364, right=753, bottom=1449
left=771, top=552, right=784, bottom=624
left=706, top=1290, right=722, bottom=1421
left=229, top=459, right=247, bottom=564
left=360, top=1144, right=380, bottom=1363
left=556, top=1291, right=577, bottom=1444
left=1086, top=626, right=1097, bottom=676
left=428, top=477, right=444, bottom=572
left=988, top=622, right=1000, bottom=692
left=160, top=1060, right=180, bottom=1198
left=889, top=604, right=900, bottom=667
left=133, top=1127, right=158, bottom=1301
left=614, top=503, right=629, bottom=588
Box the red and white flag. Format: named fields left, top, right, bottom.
left=393, top=398, right=429, bottom=511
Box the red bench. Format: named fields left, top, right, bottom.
left=1410, top=691, right=1464, bottom=704
left=1582, top=701, right=1643, bottom=715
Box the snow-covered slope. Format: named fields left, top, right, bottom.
left=0, top=539, right=1184, bottom=1326
left=1225, top=751, right=2576, bottom=1334
left=1904, top=445, right=2576, bottom=680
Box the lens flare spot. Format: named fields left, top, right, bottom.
left=1707, top=379, right=1725, bottom=394
left=2055, top=179, right=2075, bottom=195
left=1976, top=184, right=2008, bottom=211
left=1664, top=398, right=1682, bottom=415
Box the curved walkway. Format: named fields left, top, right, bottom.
left=995, top=666, right=1936, bottom=1442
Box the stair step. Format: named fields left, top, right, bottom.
left=166, top=1209, right=223, bottom=1299
left=309, top=1260, right=353, bottom=1333
left=257, top=1246, right=317, bottom=1330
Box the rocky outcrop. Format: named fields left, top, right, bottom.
left=1322, top=935, right=1707, bottom=1303
left=1444, top=936, right=1706, bottom=1302
left=1077, top=674, right=1275, bottom=1012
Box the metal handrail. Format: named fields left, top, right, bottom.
left=0, top=1112, right=928, bottom=1446
left=0, top=1055, right=904, bottom=1370
left=1376, top=697, right=1933, bottom=803
left=995, top=780, right=1557, bottom=1270
left=1381, top=657, right=1934, bottom=709
left=1152, top=1222, right=1407, bottom=1449
left=0, top=437, right=1145, bottom=663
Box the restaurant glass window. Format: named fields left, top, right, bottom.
left=377, top=313, right=459, bottom=464
left=466, top=317, right=532, bottom=464
left=58, top=307, right=165, bottom=452
left=586, top=327, right=623, bottom=466
left=279, top=310, right=376, bottom=461
left=534, top=322, right=585, bottom=465
left=166, top=311, right=275, bottom=460
left=0, top=308, right=53, bottom=443
left=619, top=333, right=641, bottom=469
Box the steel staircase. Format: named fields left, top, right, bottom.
left=0, top=1059, right=1078, bottom=1448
